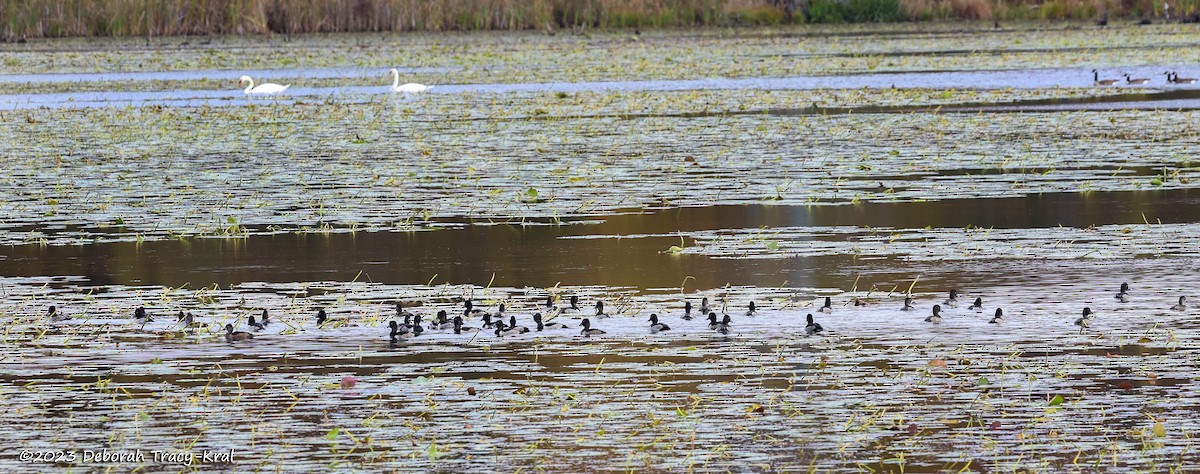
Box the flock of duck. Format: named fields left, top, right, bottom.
left=38, top=282, right=1188, bottom=343
left=238, top=68, right=430, bottom=95
left=1092, top=69, right=1196, bottom=86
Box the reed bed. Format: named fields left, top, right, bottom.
left=2, top=0, right=1198, bottom=39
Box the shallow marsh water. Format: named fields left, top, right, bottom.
left=2, top=24, right=1200, bottom=472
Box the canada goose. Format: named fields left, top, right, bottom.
left=1170, top=72, right=1197, bottom=84
left=1093, top=69, right=1119, bottom=86
left=1125, top=74, right=1150, bottom=85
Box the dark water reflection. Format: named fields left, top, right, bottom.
left=4, top=188, right=1198, bottom=291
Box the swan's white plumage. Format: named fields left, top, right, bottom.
left=390, top=68, right=431, bottom=93
left=239, top=75, right=289, bottom=95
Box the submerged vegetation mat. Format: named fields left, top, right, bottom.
left=0, top=95, right=1196, bottom=244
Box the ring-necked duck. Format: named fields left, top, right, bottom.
left=47, top=305, right=70, bottom=323
left=682, top=301, right=694, bottom=320
left=225, top=324, right=254, bottom=342
left=532, top=312, right=569, bottom=331
left=134, top=307, right=153, bottom=323
left=925, top=305, right=943, bottom=323
left=818, top=297, right=832, bottom=314
left=745, top=301, right=757, bottom=316
left=481, top=313, right=501, bottom=329
left=594, top=301, right=610, bottom=319
left=805, top=314, right=824, bottom=335
left=428, top=310, right=453, bottom=330
left=561, top=296, right=582, bottom=316
left=397, top=302, right=415, bottom=320
left=943, top=290, right=959, bottom=307
left=452, top=316, right=478, bottom=334
left=1171, top=296, right=1187, bottom=311
left=464, top=300, right=488, bottom=319
left=902, top=297, right=915, bottom=311
left=259, top=309, right=270, bottom=328
left=411, top=315, right=424, bottom=336
left=1115, top=283, right=1130, bottom=302
left=1075, top=307, right=1093, bottom=327
left=248, top=314, right=265, bottom=331
left=700, top=297, right=712, bottom=314
left=969, top=297, right=983, bottom=311
left=707, top=312, right=720, bottom=329
left=715, top=314, right=733, bottom=335
left=507, top=316, right=530, bottom=333
left=388, top=320, right=403, bottom=343
left=316, top=309, right=328, bottom=326
left=179, top=311, right=206, bottom=329
left=580, top=318, right=606, bottom=336
left=989, top=308, right=1003, bottom=324
left=649, top=314, right=671, bottom=333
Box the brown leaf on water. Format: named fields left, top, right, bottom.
left=928, top=358, right=948, bottom=369
left=1116, top=380, right=1134, bottom=390
left=988, top=421, right=1001, bottom=430
left=467, top=387, right=477, bottom=396
left=1147, top=373, right=1158, bottom=385
left=906, top=424, right=919, bottom=436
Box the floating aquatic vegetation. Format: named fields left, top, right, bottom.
left=572, top=222, right=1200, bottom=261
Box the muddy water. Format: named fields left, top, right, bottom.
left=4, top=189, right=1198, bottom=291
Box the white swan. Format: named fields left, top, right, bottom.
left=239, top=75, right=290, bottom=95
left=389, top=68, right=431, bottom=93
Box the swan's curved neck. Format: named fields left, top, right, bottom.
left=243, top=78, right=254, bottom=93
left=391, top=71, right=400, bottom=90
